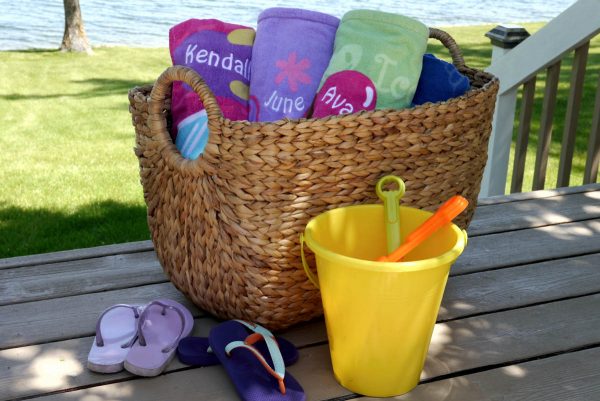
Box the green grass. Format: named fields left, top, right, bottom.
left=1, top=23, right=598, bottom=258
left=0, top=47, right=171, bottom=257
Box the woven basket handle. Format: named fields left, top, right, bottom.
left=428, top=27, right=465, bottom=69
left=148, top=65, right=223, bottom=141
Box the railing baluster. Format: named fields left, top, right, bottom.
left=557, top=42, right=590, bottom=187
left=533, top=61, right=562, bottom=191
left=511, top=76, right=537, bottom=193
left=584, top=71, right=600, bottom=184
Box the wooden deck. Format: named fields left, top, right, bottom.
left=2, top=184, right=600, bottom=401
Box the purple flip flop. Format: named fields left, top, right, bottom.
left=209, top=320, right=305, bottom=401
left=177, top=332, right=299, bottom=367
left=123, top=299, right=194, bottom=377
left=87, top=304, right=142, bottom=373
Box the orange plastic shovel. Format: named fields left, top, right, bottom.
left=377, top=195, right=469, bottom=262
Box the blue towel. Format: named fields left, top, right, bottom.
left=412, top=53, right=470, bottom=105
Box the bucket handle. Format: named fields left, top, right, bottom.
left=299, top=234, right=320, bottom=289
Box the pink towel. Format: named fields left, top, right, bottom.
left=311, top=70, right=377, bottom=119
left=169, top=19, right=255, bottom=159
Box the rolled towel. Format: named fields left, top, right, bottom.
left=412, top=53, right=470, bottom=105
left=248, top=8, right=339, bottom=122
left=311, top=70, right=377, bottom=119
left=316, top=10, right=428, bottom=113
left=169, top=19, right=255, bottom=159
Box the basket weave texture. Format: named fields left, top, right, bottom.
left=128, top=28, right=498, bottom=330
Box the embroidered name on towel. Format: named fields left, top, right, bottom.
left=312, top=70, right=377, bottom=119
left=263, top=91, right=305, bottom=114
left=185, top=44, right=251, bottom=80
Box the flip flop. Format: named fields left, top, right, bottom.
left=124, top=299, right=194, bottom=377
left=177, top=331, right=299, bottom=367
left=209, top=320, right=305, bottom=401
left=87, top=304, right=142, bottom=373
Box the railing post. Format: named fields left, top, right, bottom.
left=479, top=25, right=530, bottom=198
left=584, top=71, right=600, bottom=184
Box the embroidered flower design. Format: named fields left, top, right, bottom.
left=275, top=52, right=311, bottom=92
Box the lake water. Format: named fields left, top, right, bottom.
left=0, top=0, right=576, bottom=50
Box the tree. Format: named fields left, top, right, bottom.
left=60, top=0, right=93, bottom=54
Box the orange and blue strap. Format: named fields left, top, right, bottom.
left=224, top=320, right=286, bottom=394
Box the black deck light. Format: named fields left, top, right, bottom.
left=485, top=25, right=530, bottom=49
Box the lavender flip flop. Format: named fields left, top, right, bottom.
left=209, top=320, right=305, bottom=401
left=177, top=331, right=299, bottom=367
left=87, top=304, right=142, bottom=373
left=123, top=299, right=194, bottom=377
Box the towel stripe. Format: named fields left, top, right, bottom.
left=179, top=119, right=202, bottom=156
left=182, top=122, right=208, bottom=158
left=175, top=110, right=210, bottom=159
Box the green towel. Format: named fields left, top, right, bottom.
left=319, top=10, right=429, bottom=109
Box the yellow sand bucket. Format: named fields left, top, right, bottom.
left=300, top=203, right=467, bottom=397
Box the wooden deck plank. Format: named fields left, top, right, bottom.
left=0, top=283, right=201, bottom=350
left=477, top=183, right=600, bottom=205
left=3, top=254, right=598, bottom=396
left=422, top=294, right=600, bottom=381
left=0, top=240, right=153, bottom=270
left=0, top=251, right=165, bottom=306
left=0, top=318, right=213, bottom=401
left=0, top=241, right=600, bottom=349
left=0, top=318, right=326, bottom=401
left=3, top=246, right=597, bottom=354
left=468, top=190, right=600, bottom=236
left=1, top=188, right=598, bottom=400
left=31, top=361, right=263, bottom=401
left=440, top=252, right=600, bottom=320
left=454, top=219, right=600, bottom=275
left=27, top=294, right=600, bottom=401
left=360, top=347, right=600, bottom=400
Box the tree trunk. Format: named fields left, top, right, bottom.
left=60, top=0, right=93, bottom=54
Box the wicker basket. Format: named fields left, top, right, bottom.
left=128, top=28, right=498, bottom=330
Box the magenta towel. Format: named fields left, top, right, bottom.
left=248, top=8, right=339, bottom=122
left=311, top=70, right=377, bottom=119
left=169, top=19, right=255, bottom=159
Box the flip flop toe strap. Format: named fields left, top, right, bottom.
left=95, top=304, right=140, bottom=347
left=206, top=319, right=281, bottom=354
left=234, top=319, right=283, bottom=351
left=137, top=300, right=187, bottom=353
left=224, top=320, right=287, bottom=394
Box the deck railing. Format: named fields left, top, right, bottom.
left=479, top=0, right=600, bottom=197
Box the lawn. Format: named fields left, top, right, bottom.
left=0, top=47, right=170, bottom=257
left=0, top=23, right=598, bottom=258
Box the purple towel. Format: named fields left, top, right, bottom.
left=248, top=8, right=339, bottom=122
left=169, top=19, right=255, bottom=159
